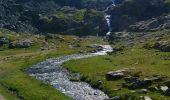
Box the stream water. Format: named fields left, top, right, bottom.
left=27, top=45, right=113, bottom=100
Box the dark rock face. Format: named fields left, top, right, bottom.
left=108, top=0, right=170, bottom=32
left=129, top=15, right=170, bottom=32
left=9, top=39, right=32, bottom=49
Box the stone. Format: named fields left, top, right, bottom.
left=141, top=78, right=152, bottom=87
left=9, top=39, right=32, bottom=49
left=124, top=77, right=139, bottom=83
left=122, top=78, right=152, bottom=90
left=45, top=33, right=64, bottom=41
left=160, top=86, right=169, bottom=93
left=106, top=71, right=124, bottom=80
left=140, top=96, right=152, bottom=100
left=140, top=89, right=148, bottom=94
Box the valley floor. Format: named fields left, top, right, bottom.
left=0, top=29, right=104, bottom=100
left=63, top=31, right=170, bottom=100
left=0, top=29, right=170, bottom=100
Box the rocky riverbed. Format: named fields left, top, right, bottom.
left=27, top=45, right=113, bottom=100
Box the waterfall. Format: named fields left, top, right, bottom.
left=105, top=15, right=112, bottom=36
left=105, top=0, right=116, bottom=37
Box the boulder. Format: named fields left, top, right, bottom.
left=160, top=86, right=170, bottom=96
left=160, top=86, right=169, bottom=93
left=9, top=39, right=32, bottom=49
left=122, top=78, right=152, bottom=90
left=124, top=77, right=139, bottom=83
left=106, top=71, right=124, bottom=80
left=140, top=89, right=148, bottom=94
left=140, top=96, right=152, bottom=100
left=45, top=33, right=64, bottom=41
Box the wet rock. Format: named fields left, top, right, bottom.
left=106, top=71, right=124, bottom=80
left=9, top=39, right=32, bottom=49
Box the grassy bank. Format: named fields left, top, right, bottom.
left=0, top=29, right=104, bottom=100
left=63, top=32, right=170, bottom=99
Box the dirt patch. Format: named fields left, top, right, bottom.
left=0, top=95, right=6, bottom=100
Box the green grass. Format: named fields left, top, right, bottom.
left=63, top=37, right=170, bottom=99
left=0, top=30, right=104, bottom=100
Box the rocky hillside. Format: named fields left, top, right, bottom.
left=0, top=0, right=112, bottom=35
left=108, top=0, right=170, bottom=32
left=0, top=0, right=170, bottom=35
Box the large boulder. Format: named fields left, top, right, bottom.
left=9, top=39, right=32, bottom=49
left=106, top=70, right=125, bottom=80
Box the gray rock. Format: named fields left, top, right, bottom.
left=122, top=78, right=152, bottom=90
left=129, top=15, right=170, bottom=32
left=140, top=96, right=152, bottom=100
left=160, top=86, right=169, bottom=92
left=9, top=39, right=32, bottom=49
left=140, top=89, right=148, bottom=94
left=124, top=77, right=139, bottom=83
left=106, top=71, right=124, bottom=80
